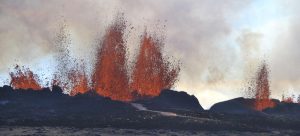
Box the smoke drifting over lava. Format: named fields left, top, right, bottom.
left=8, top=15, right=180, bottom=101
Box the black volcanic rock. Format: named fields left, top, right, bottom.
left=51, top=85, right=64, bottom=95
left=2, top=86, right=300, bottom=131
left=0, top=86, right=137, bottom=127
left=135, top=89, right=204, bottom=112
left=264, top=102, right=300, bottom=116
left=210, top=97, right=259, bottom=114
left=0, top=85, right=13, bottom=98
left=210, top=97, right=284, bottom=115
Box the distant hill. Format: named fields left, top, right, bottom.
left=264, top=102, right=300, bottom=116
left=1, top=86, right=300, bottom=131
left=0, top=86, right=205, bottom=128
left=210, top=97, right=259, bottom=114
left=135, top=89, right=204, bottom=112
left=210, top=97, right=300, bottom=116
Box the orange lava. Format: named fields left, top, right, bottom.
left=92, top=16, right=132, bottom=101
left=52, top=61, right=90, bottom=95
left=255, top=99, right=275, bottom=111
left=281, top=94, right=299, bottom=103
left=6, top=16, right=180, bottom=101
left=131, top=33, right=180, bottom=97
left=69, top=64, right=90, bottom=96
left=254, top=62, right=275, bottom=111
left=282, top=96, right=294, bottom=103
left=9, top=65, right=42, bottom=90
left=51, top=22, right=90, bottom=95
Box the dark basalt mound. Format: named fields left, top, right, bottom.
left=210, top=97, right=284, bottom=115
left=264, top=102, right=300, bottom=116
left=0, top=86, right=137, bottom=127
left=135, top=89, right=204, bottom=112
left=0, top=85, right=135, bottom=112
left=210, top=97, right=259, bottom=114
left=2, top=86, right=300, bottom=131
left=0, top=86, right=265, bottom=131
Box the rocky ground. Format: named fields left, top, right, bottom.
left=1, top=126, right=299, bottom=136
left=1, top=86, right=300, bottom=135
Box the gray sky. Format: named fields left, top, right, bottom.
left=0, top=0, right=300, bottom=109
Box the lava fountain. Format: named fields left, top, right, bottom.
left=92, top=16, right=132, bottom=101
left=131, top=33, right=180, bottom=97
left=6, top=15, right=180, bottom=101
left=9, top=65, right=42, bottom=90
left=69, top=62, right=90, bottom=96
left=281, top=94, right=300, bottom=103
left=254, top=62, right=275, bottom=111
left=52, top=22, right=90, bottom=95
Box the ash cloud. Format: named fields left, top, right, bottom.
left=0, top=0, right=251, bottom=81
left=237, top=30, right=263, bottom=81
left=0, top=0, right=265, bottom=108
left=269, top=2, right=300, bottom=97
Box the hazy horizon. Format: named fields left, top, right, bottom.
left=1, top=0, right=300, bottom=109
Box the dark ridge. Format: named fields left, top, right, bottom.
left=210, top=97, right=261, bottom=114
left=0, top=86, right=136, bottom=126
left=264, top=102, right=300, bottom=116
left=0, top=86, right=267, bottom=131
left=1, top=86, right=300, bottom=131
left=135, top=89, right=204, bottom=112
left=210, top=97, right=300, bottom=116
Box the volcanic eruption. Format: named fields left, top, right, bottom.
left=5, top=15, right=181, bottom=102
left=91, top=16, right=132, bottom=101
left=254, top=62, right=275, bottom=111
left=52, top=22, right=90, bottom=95
left=130, top=33, right=180, bottom=97
left=9, top=65, right=42, bottom=90
left=281, top=94, right=295, bottom=103
left=68, top=62, right=90, bottom=96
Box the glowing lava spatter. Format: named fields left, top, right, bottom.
left=281, top=94, right=300, bottom=103
left=92, top=16, right=132, bottom=101
left=52, top=22, right=90, bottom=95
left=9, top=65, right=42, bottom=90
left=131, top=33, right=180, bottom=97
left=254, top=62, right=275, bottom=111
left=51, top=22, right=72, bottom=92
left=282, top=95, right=294, bottom=103
left=52, top=63, right=90, bottom=96
left=69, top=62, right=90, bottom=96
left=6, top=16, right=180, bottom=101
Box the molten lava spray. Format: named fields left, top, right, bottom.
left=92, top=16, right=132, bottom=101
left=6, top=16, right=181, bottom=101
left=9, top=65, right=42, bottom=90
left=69, top=62, right=90, bottom=96
left=254, top=62, right=275, bottom=111
left=131, top=33, right=180, bottom=97
left=52, top=22, right=90, bottom=95
left=282, top=95, right=294, bottom=103
left=281, top=94, right=298, bottom=103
